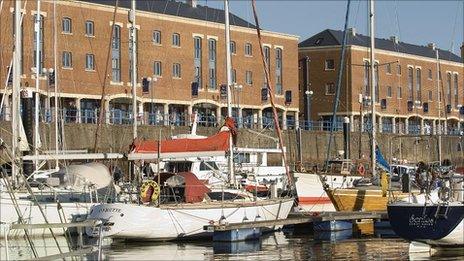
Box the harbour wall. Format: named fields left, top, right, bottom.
left=0, top=122, right=463, bottom=167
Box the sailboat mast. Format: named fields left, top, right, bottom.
left=130, top=0, right=137, bottom=140
left=11, top=0, right=22, bottom=184
left=34, top=0, right=41, bottom=171
left=369, top=0, right=376, bottom=177
left=53, top=0, right=59, bottom=169
left=435, top=49, right=442, bottom=164
left=224, top=0, right=235, bottom=186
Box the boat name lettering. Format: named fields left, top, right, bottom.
left=408, top=214, right=435, bottom=228
left=99, top=208, right=121, bottom=213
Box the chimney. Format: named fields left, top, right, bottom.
left=347, top=27, right=356, bottom=37
left=186, top=0, right=197, bottom=8
left=427, top=42, right=436, bottom=50
left=390, top=36, right=399, bottom=44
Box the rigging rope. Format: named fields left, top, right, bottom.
left=94, top=0, right=119, bottom=152
left=250, top=0, right=293, bottom=192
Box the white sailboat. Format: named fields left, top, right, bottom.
left=0, top=0, right=118, bottom=238
left=85, top=0, right=294, bottom=241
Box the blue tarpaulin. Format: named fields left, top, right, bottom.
left=376, top=146, right=390, bottom=172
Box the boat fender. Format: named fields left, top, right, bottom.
left=357, top=163, right=366, bottom=176
left=140, top=180, right=160, bottom=204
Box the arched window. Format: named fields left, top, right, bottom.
left=208, top=38, right=217, bottom=89
left=85, top=20, right=94, bottom=36
left=416, top=68, right=421, bottom=102
left=275, top=48, right=283, bottom=95
left=62, top=17, right=72, bottom=33
left=111, top=25, right=121, bottom=82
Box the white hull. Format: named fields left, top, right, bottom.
left=294, top=172, right=361, bottom=212
left=0, top=191, right=92, bottom=238
left=86, top=198, right=294, bottom=241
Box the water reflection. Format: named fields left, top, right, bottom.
left=1, top=231, right=462, bottom=260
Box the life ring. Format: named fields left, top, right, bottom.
left=357, top=163, right=366, bottom=176
left=140, top=180, right=160, bottom=204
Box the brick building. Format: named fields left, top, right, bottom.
left=299, top=29, right=464, bottom=135
left=0, top=0, right=299, bottom=128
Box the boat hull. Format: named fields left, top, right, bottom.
left=294, top=173, right=361, bottom=212
left=0, top=191, right=91, bottom=238
left=86, top=198, right=294, bottom=241
left=327, top=188, right=410, bottom=211
left=387, top=202, right=464, bottom=241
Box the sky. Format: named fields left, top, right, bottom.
left=198, top=0, right=464, bottom=55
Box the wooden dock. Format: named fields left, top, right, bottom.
left=204, top=211, right=388, bottom=232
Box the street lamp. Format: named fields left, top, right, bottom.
left=305, top=89, right=313, bottom=130
left=42, top=68, right=54, bottom=122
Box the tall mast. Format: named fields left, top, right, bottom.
left=369, top=0, right=376, bottom=177
left=224, top=0, right=235, bottom=187
left=34, top=0, right=41, bottom=171
left=12, top=0, right=22, bottom=184
left=130, top=0, right=137, bottom=140
left=435, top=49, right=442, bottom=164
left=53, top=0, right=59, bottom=169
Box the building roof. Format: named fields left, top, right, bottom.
left=81, top=0, right=256, bottom=29
left=299, top=29, right=462, bottom=63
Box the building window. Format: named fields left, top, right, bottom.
left=416, top=68, right=421, bottom=102
left=193, top=36, right=202, bottom=88
left=447, top=72, right=452, bottom=106
left=128, top=28, right=138, bottom=83
left=275, top=48, right=283, bottom=95
left=397, top=86, right=402, bottom=99
left=153, top=61, right=162, bottom=76
left=386, top=63, right=391, bottom=74
left=208, top=38, right=217, bottom=89
left=62, top=51, right=72, bottom=68
left=172, top=33, right=180, bottom=47
left=428, top=69, right=433, bottom=80
left=33, top=14, right=44, bottom=74
left=62, top=17, right=72, bottom=33
left=85, top=20, right=94, bottom=36
left=245, top=43, right=252, bottom=56
left=387, top=86, right=392, bottom=98
left=363, top=61, right=370, bottom=95
left=428, top=90, right=433, bottom=101
left=374, top=63, right=379, bottom=102
left=407, top=67, right=413, bottom=100
left=230, top=41, right=236, bottom=54
left=397, top=64, right=401, bottom=75
left=245, top=70, right=253, bottom=85
left=111, top=25, right=121, bottom=82
left=172, top=63, right=181, bottom=78
left=264, top=46, right=271, bottom=87
left=153, top=30, right=161, bottom=44
left=231, top=69, right=236, bottom=83
left=325, top=59, right=335, bottom=70
left=85, top=54, right=95, bottom=70
left=325, top=83, right=335, bottom=95
left=454, top=74, right=459, bottom=107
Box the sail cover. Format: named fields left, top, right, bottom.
left=375, top=146, right=390, bottom=172
left=131, top=131, right=230, bottom=154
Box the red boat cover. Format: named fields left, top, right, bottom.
left=131, top=131, right=230, bottom=154
left=178, top=172, right=211, bottom=203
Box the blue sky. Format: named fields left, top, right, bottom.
left=198, top=0, right=464, bottom=55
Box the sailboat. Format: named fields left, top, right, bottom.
left=0, top=0, right=119, bottom=238
left=387, top=42, right=464, bottom=250
left=85, top=0, right=294, bottom=241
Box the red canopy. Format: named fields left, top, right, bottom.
left=177, top=172, right=211, bottom=203
left=131, top=131, right=230, bottom=154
